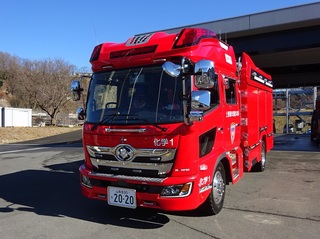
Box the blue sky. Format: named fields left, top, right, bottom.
left=0, top=0, right=318, bottom=71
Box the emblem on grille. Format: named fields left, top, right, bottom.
left=115, top=145, right=134, bottom=161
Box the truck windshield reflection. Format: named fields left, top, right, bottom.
left=86, top=65, right=188, bottom=125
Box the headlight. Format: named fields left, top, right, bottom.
left=160, top=182, right=192, bottom=197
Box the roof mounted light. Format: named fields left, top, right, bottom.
left=173, top=28, right=216, bottom=49
left=90, top=44, right=102, bottom=62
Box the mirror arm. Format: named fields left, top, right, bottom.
left=182, top=76, right=193, bottom=126
left=181, top=57, right=186, bottom=74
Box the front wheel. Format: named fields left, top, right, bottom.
left=199, top=162, right=226, bottom=215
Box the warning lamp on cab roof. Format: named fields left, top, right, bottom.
left=90, top=44, right=102, bottom=62
left=173, top=28, right=217, bottom=49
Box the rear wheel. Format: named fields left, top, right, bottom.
left=253, top=140, right=266, bottom=172
left=199, top=162, right=226, bottom=215
left=311, top=110, right=318, bottom=142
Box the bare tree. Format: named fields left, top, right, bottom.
left=0, top=52, right=22, bottom=106
left=0, top=52, right=82, bottom=125
left=19, top=58, right=76, bottom=125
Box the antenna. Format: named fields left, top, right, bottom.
left=219, top=30, right=222, bottom=40
left=93, top=23, right=99, bottom=45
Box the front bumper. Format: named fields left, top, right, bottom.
left=79, top=164, right=210, bottom=211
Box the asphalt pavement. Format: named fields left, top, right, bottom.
left=1, top=131, right=319, bottom=239
left=15, top=129, right=83, bottom=145
left=273, top=133, right=319, bottom=152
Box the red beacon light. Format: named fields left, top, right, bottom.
left=90, top=44, right=102, bottom=62
left=173, top=28, right=217, bottom=49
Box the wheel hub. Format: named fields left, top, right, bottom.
left=213, top=171, right=225, bottom=204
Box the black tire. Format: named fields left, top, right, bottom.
left=199, top=162, right=226, bottom=215
left=311, top=110, right=318, bottom=142
left=253, top=140, right=266, bottom=172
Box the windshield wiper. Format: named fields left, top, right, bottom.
left=91, top=112, right=137, bottom=131
left=91, top=113, right=167, bottom=132
left=127, top=117, right=167, bottom=132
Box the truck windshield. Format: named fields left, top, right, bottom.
left=86, top=65, right=186, bottom=125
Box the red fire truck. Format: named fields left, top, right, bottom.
left=71, top=28, right=273, bottom=215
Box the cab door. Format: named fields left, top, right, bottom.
left=222, top=77, right=241, bottom=150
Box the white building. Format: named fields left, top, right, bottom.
left=1, top=107, right=32, bottom=127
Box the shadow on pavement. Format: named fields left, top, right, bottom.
left=0, top=160, right=169, bottom=228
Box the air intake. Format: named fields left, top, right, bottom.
left=126, top=33, right=153, bottom=46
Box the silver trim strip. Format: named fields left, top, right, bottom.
left=91, top=157, right=173, bottom=173
left=105, top=128, right=146, bottom=133
left=89, top=171, right=166, bottom=183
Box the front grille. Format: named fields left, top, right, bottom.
left=87, top=144, right=176, bottom=178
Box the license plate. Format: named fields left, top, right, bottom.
left=107, top=187, right=137, bottom=209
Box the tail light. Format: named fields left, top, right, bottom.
left=173, top=28, right=216, bottom=49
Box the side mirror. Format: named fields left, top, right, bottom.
left=76, top=107, right=86, bottom=120
left=191, top=90, right=211, bottom=110
left=188, top=90, right=211, bottom=122
left=162, top=62, right=182, bottom=77
left=70, top=80, right=83, bottom=101
left=162, top=57, right=194, bottom=77
left=194, top=60, right=215, bottom=89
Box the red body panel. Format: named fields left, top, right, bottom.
left=79, top=28, right=273, bottom=212
left=239, top=53, right=273, bottom=171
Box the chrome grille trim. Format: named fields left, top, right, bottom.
left=105, top=128, right=146, bottom=133
left=87, top=145, right=176, bottom=162
left=90, top=157, right=173, bottom=172
left=89, top=171, right=166, bottom=183
left=87, top=144, right=176, bottom=176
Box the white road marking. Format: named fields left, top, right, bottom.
left=0, top=147, right=48, bottom=154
